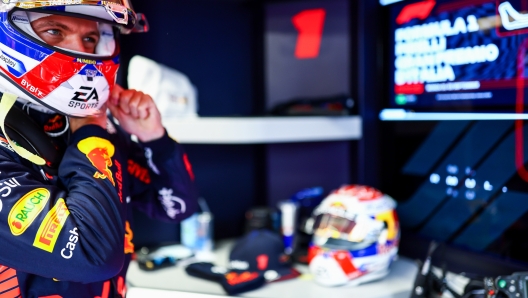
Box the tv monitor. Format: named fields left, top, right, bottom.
left=383, top=0, right=528, bottom=120
left=381, top=0, right=528, bottom=275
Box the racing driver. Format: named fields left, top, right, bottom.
left=0, top=1, right=198, bottom=297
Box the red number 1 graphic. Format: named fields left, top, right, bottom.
left=292, top=9, right=326, bottom=59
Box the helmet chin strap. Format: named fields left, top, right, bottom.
left=0, top=93, right=45, bottom=166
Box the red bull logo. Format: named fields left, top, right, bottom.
left=77, top=137, right=115, bottom=186
left=115, top=160, right=123, bottom=203
left=44, top=115, right=65, bottom=133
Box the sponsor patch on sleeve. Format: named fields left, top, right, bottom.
left=9, top=188, right=50, bottom=236
left=77, top=137, right=115, bottom=186
left=33, top=198, right=70, bottom=253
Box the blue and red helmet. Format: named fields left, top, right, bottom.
left=0, top=0, right=148, bottom=117
left=306, top=185, right=400, bottom=287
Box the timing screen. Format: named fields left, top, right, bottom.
left=390, top=0, right=528, bottom=110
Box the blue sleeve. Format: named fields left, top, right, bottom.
left=0, top=125, right=127, bottom=283
left=127, top=130, right=199, bottom=222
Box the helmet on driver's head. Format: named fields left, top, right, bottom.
left=306, top=184, right=400, bottom=287
left=0, top=0, right=148, bottom=117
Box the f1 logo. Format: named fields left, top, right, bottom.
left=292, top=9, right=326, bottom=59
left=72, top=86, right=99, bottom=102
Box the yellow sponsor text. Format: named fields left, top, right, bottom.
left=33, top=198, right=70, bottom=253
left=9, top=188, right=50, bottom=236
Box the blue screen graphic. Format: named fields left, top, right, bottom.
left=389, top=0, right=528, bottom=112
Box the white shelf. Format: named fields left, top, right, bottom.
left=162, top=116, right=362, bottom=144
left=379, top=109, right=528, bottom=121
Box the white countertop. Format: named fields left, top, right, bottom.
left=126, top=240, right=418, bottom=298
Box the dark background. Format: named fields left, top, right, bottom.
left=120, top=0, right=266, bottom=242
left=118, top=0, right=382, bottom=246
left=119, top=0, right=528, bottom=278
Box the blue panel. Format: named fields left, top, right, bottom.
left=79, top=64, right=104, bottom=76
left=402, top=121, right=471, bottom=176
left=398, top=121, right=512, bottom=228
left=2, top=50, right=26, bottom=77
left=267, top=142, right=350, bottom=208
left=0, top=12, right=53, bottom=59
left=419, top=122, right=528, bottom=241
left=453, top=191, right=528, bottom=251
left=119, top=1, right=256, bottom=117
left=41, top=6, right=66, bottom=12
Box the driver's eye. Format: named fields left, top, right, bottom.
left=46, top=29, right=61, bottom=36
left=83, top=37, right=97, bottom=43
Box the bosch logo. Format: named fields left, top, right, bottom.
left=69, top=86, right=99, bottom=110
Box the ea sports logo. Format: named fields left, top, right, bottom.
left=69, top=86, right=100, bottom=110
left=72, top=86, right=99, bottom=103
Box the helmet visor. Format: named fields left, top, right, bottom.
left=4, top=0, right=148, bottom=33
left=312, top=214, right=383, bottom=247
left=10, top=9, right=119, bottom=58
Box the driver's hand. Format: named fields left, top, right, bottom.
left=107, top=84, right=165, bottom=142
